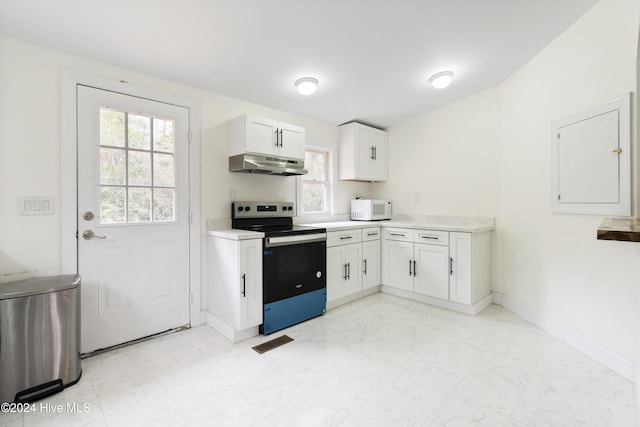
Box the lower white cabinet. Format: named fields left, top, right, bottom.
left=207, top=235, right=263, bottom=341
left=327, top=243, right=362, bottom=301
left=382, top=227, right=491, bottom=311
left=327, top=229, right=362, bottom=302
left=361, top=235, right=381, bottom=289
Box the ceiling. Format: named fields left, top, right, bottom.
left=0, top=0, right=599, bottom=128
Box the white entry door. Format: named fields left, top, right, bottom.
left=77, top=85, right=191, bottom=353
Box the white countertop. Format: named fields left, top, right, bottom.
left=304, top=215, right=494, bottom=233
left=206, top=229, right=265, bottom=240
left=207, top=215, right=494, bottom=237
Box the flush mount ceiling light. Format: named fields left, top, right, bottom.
left=295, top=77, right=319, bottom=96
left=429, top=71, right=454, bottom=89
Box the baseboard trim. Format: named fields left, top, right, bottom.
left=380, top=286, right=492, bottom=315
left=496, top=292, right=635, bottom=381
left=206, top=313, right=258, bottom=343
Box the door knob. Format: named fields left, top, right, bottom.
left=82, top=230, right=106, bottom=240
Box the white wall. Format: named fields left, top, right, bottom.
left=373, top=0, right=639, bottom=363
left=0, top=36, right=370, bottom=291
left=497, top=0, right=639, bottom=361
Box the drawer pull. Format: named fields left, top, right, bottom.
left=421, top=235, right=439, bottom=240
left=340, top=236, right=353, bottom=240
left=390, top=233, right=406, bottom=237
left=367, top=232, right=378, bottom=237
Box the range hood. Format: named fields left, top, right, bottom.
left=229, top=153, right=308, bottom=176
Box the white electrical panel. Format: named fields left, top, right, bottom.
left=19, top=197, right=55, bottom=215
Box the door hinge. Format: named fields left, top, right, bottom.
left=557, top=194, right=561, bottom=200
left=612, top=147, right=623, bottom=154
left=557, top=133, right=560, bottom=139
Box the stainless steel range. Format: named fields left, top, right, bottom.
left=231, top=201, right=327, bottom=334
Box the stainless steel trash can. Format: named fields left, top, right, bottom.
left=0, top=274, right=81, bottom=403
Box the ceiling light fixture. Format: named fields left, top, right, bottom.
left=295, top=77, right=319, bottom=96
left=429, top=71, right=454, bottom=89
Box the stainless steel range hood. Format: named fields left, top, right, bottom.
left=229, top=153, right=308, bottom=176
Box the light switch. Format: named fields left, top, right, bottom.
left=19, top=197, right=55, bottom=215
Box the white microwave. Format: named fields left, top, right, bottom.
left=351, top=199, right=392, bottom=221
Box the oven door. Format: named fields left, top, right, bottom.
left=263, top=234, right=326, bottom=304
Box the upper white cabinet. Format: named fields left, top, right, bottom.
left=230, top=114, right=305, bottom=160
left=551, top=94, right=630, bottom=216
left=338, top=122, right=387, bottom=181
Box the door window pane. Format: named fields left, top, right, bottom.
left=99, top=148, right=126, bottom=185
left=153, top=188, right=175, bottom=221
left=128, top=114, right=151, bottom=150
left=100, top=109, right=125, bottom=147
left=128, top=187, right=152, bottom=222
left=154, top=153, right=175, bottom=187
left=128, top=151, right=152, bottom=186
left=154, top=119, right=175, bottom=153
left=100, top=187, right=126, bottom=224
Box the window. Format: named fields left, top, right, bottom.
left=98, top=108, right=176, bottom=224
left=300, top=147, right=331, bottom=215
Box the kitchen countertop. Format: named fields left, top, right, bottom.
left=206, top=229, right=265, bottom=240
left=304, top=215, right=494, bottom=233
left=300, top=215, right=495, bottom=233
left=597, top=217, right=640, bottom=242
left=207, top=216, right=495, bottom=238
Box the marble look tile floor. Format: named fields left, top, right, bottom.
left=1, top=293, right=636, bottom=426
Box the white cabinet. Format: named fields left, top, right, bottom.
left=382, top=228, right=449, bottom=299
left=382, top=227, right=491, bottom=312
left=326, top=229, right=362, bottom=302
left=207, top=235, right=263, bottom=342
left=338, top=122, right=387, bottom=181
left=361, top=227, right=381, bottom=290
left=449, top=232, right=491, bottom=306
left=230, top=114, right=305, bottom=160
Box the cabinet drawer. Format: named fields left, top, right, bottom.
left=383, top=228, right=414, bottom=242
left=327, top=229, right=362, bottom=247
left=361, top=227, right=381, bottom=242
left=414, top=230, right=449, bottom=246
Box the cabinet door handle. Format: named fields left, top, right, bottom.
left=373, top=146, right=377, bottom=160
left=409, top=259, right=412, bottom=276
left=450, top=257, right=454, bottom=275
left=241, top=273, right=246, bottom=297
left=347, top=262, right=351, bottom=280
left=343, top=263, right=348, bottom=280
left=363, top=258, right=367, bottom=275
left=413, top=260, right=417, bottom=277
left=279, top=129, right=283, bottom=147
left=274, top=130, right=279, bottom=148
left=371, top=146, right=375, bottom=160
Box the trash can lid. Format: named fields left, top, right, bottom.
left=0, top=274, right=81, bottom=300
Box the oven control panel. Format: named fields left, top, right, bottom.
left=232, top=201, right=294, bottom=218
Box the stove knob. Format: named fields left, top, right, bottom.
left=282, top=206, right=287, bottom=211
left=287, top=206, right=293, bottom=211
left=238, top=206, right=244, bottom=212
left=245, top=206, right=251, bottom=212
